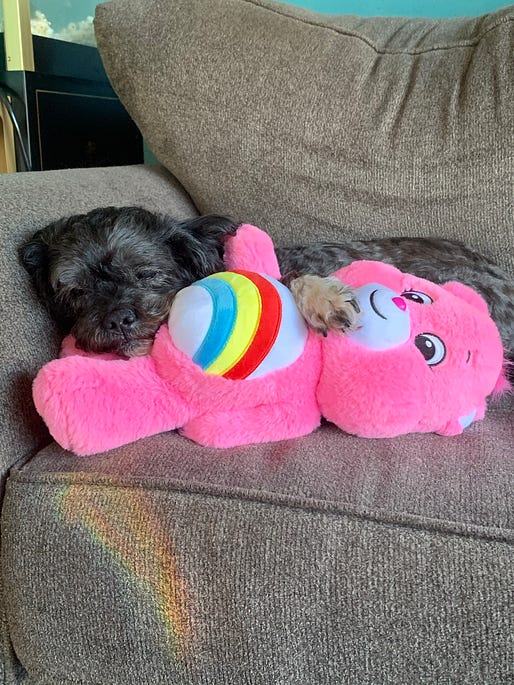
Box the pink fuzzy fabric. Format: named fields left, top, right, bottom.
left=223, top=224, right=281, bottom=278
left=33, top=353, right=191, bottom=455
left=32, top=227, right=507, bottom=455
left=33, top=325, right=322, bottom=455
left=317, top=261, right=506, bottom=437
left=154, top=325, right=322, bottom=447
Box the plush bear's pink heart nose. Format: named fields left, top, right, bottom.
left=392, top=296, right=407, bottom=311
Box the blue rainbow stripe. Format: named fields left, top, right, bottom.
left=192, top=278, right=237, bottom=370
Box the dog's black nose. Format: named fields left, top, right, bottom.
left=106, top=309, right=137, bottom=332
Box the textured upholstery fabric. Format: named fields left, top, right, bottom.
left=1, top=1, right=514, bottom=683
left=14, top=400, right=514, bottom=536
left=0, top=164, right=197, bottom=683
left=3, top=402, right=513, bottom=684
left=95, top=0, right=514, bottom=272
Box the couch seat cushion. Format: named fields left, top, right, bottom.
left=4, top=399, right=513, bottom=684
left=14, top=397, right=514, bottom=538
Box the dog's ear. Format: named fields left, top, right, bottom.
left=20, top=215, right=73, bottom=290
left=187, top=215, right=239, bottom=238
left=181, top=215, right=240, bottom=248
left=167, top=216, right=240, bottom=279
left=20, top=230, right=51, bottom=295
left=20, top=230, right=63, bottom=326
left=19, top=228, right=76, bottom=331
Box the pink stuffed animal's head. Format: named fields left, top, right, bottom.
left=317, top=261, right=506, bottom=437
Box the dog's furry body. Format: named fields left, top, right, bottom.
left=276, top=238, right=514, bottom=357
left=21, top=206, right=514, bottom=364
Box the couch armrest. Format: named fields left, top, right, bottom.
left=0, top=164, right=198, bottom=477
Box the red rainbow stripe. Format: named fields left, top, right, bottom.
left=223, top=270, right=282, bottom=380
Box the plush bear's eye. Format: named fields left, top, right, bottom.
left=415, top=333, right=446, bottom=366
left=402, top=290, right=433, bottom=305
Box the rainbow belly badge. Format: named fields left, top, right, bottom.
left=168, top=270, right=308, bottom=380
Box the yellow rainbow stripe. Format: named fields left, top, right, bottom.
left=56, top=485, right=192, bottom=660
left=204, top=271, right=262, bottom=376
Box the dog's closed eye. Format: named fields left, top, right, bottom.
left=135, top=268, right=159, bottom=281
left=55, top=284, right=85, bottom=305
left=67, top=287, right=84, bottom=298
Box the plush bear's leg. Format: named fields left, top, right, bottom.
left=181, top=399, right=321, bottom=448
left=33, top=354, right=192, bottom=455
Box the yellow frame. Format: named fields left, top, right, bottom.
left=2, top=0, right=34, bottom=71
left=0, top=100, right=16, bottom=173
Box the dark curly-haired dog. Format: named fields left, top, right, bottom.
left=21, top=206, right=514, bottom=370
left=21, top=207, right=240, bottom=357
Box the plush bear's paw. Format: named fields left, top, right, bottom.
left=288, top=275, right=361, bottom=336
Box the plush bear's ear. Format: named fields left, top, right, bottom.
left=441, top=281, right=490, bottom=315
left=492, top=365, right=512, bottom=395
left=443, top=281, right=511, bottom=395
left=436, top=417, right=466, bottom=436
left=436, top=403, right=484, bottom=436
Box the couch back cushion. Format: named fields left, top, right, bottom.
left=95, top=0, right=514, bottom=273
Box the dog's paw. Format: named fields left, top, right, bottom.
left=289, top=275, right=361, bottom=336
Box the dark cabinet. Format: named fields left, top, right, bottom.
left=0, top=35, right=143, bottom=172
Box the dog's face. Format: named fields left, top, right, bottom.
left=21, top=206, right=238, bottom=357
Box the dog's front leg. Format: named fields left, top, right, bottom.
left=223, top=224, right=361, bottom=336
left=286, top=274, right=361, bottom=337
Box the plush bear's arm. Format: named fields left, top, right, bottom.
left=224, top=224, right=281, bottom=278
left=33, top=353, right=192, bottom=455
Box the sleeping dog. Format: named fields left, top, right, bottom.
left=20, top=206, right=514, bottom=368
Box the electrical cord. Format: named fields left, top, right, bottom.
left=0, top=85, right=32, bottom=171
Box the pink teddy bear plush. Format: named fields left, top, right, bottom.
left=33, top=225, right=507, bottom=455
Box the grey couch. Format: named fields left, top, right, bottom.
left=1, top=1, right=513, bottom=683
